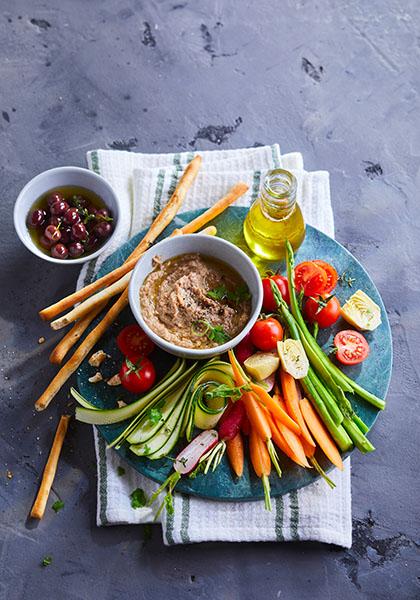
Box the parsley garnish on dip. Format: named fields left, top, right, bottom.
left=140, top=253, right=251, bottom=349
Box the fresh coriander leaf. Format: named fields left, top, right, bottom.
left=338, top=271, right=355, bottom=288
left=148, top=408, right=162, bottom=424
left=41, top=555, right=52, bottom=567
left=51, top=500, right=64, bottom=513
left=191, top=320, right=230, bottom=345
left=207, top=285, right=229, bottom=302
left=207, top=284, right=250, bottom=305
left=143, top=443, right=151, bottom=455
left=164, top=493, right=174, bottom=515
left=130, top=488, right=148, bottom=509
left=204, top=383, right=249, bottom=401
left=208, top=324, right=230, bottom=344
left=117, top=466, right=125, bottom=477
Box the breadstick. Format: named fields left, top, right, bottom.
left=30, top=415, right=71, bottom=519
left=49, top=302, right=105, bottom=364
left=39, top=155, right=202, bottom=322
left=35, top=290, right=129, bottom=411
left=34, top=184, right=248, bottom=411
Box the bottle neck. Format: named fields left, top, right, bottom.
left=259, top=169, right=297, bottom=220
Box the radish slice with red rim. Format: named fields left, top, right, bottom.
left=174, top=430, right=219, bottom=475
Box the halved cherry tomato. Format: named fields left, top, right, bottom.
left=334, top=330, right=369, bottom=365
left=117, top=324, right=155, bottom=359
left=262, top=275, right=290, bottom=311
left=294, top=261, right=328, bottom=296
left=312, top=260, right=338, bottom=294
left=119, top=355, right=156, bottom=394
left=234, top=332, right=256, bottom=364
left=250, top=317, right=284, bottom=351
left=304, top=294, right=341, bottom=328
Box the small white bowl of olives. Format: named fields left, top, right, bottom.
left=14, top=166, right=122, bottom=264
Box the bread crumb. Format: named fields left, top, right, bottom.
left=88, top=372, right=103, bottom=384
left=107, top=374, right=122, bottom=386
left=38, top=337, right=46, bottom=344
left=88, top=350, right=109, bottom=368
left=6, top=470, right=13, bottom=479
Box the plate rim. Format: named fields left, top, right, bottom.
left=78, top=206, right=393, bottom=501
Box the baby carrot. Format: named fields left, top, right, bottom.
left=265, top=410, right=308, bottom=468
left=228, top=349, right=249, bottom=387
left=226, top=431, right=244, bottom=477
left=249, top=428, right=272, bottom=510
left=250, top=382, right=301, bottom=436
left=280, top=370, right=315, bottom=448
left=300, top=398, right=344, bottom=471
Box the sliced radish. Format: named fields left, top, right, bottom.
left=174, top=430, right=219, bottom=475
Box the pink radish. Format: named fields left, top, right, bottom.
left=174, top=430, right=219, bottom=475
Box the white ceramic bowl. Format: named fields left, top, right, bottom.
left=129, top=234, right=263, bottom=359
left=14, top=166, right=122, bottom=265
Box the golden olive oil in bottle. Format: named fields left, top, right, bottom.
left=243, top=169, right=305, bottom=260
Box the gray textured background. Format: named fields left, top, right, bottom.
left=1, top=1, right=419, bottom=599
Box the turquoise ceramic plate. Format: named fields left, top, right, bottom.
left=77, top=207, right=392, bottom=501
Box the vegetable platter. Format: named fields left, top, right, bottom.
left=75, top=206, right=392, bottom=503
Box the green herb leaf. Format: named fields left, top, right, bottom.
left=117, top=466, right=125, bottom=477
left=148, top=407, right=162, bottom=424
left=207, top=284, right=250, bottom=305
left=51, top=500, right=64, bottom=513
left=130, top=488, right=148, bottom=509
left=41, top=555, right=52, bottom=567
left=164, top=493, right=174, bottom=515
left=204, top=383, right=249, bottom=402
left=192, top=319, right=231, bottom=345
left=338, top=271, right=355, bottom=288
left=189, top=461, right=207, bottom=479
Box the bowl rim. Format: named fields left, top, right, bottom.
left=128, top=233, right=263, bottom=358
left=13, top=166, right=122, bottom=265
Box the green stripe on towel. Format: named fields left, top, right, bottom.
left=98, top=435, right=109, bottom=525
left=274, top=495, right=284, bottom=541
left=180, top=495, right=191, bottom=543
left=289, top=490, right=300, bottom=541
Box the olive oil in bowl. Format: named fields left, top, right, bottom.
left=243, top=169, right=305, bottom=261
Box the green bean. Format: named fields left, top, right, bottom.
left=352, top=412, right=369, bottom=434
left=307, top=368, right=343, bottom=425
left=342, top=417, right=375, bottom=453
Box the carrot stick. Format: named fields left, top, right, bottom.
left=35, top=289, right=129, bottom=411
left=249, top=428, right=272, bottom=510
left=30, top=415, right=70, bottom=519
left=279, top=370, right=315, bottom=447
left=300, top=398, right=344, bottom=471
left=249, top=383, right=301, bottom=436
left=242, top=392, right=271, bottom=442
left=39, top=156, right=203, bottom=322
left=274, top=396, right=310, bottom=467
left=226, top=431, right=244, bottom=477
left=49, top=302, right=105, bottom=363
left=172, top=183, right=248, bottom=235
left=265, top=410, right=308, bottom=468
left=228, top=349, right=249, bottom=386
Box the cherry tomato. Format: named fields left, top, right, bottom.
left=304, top=294, right=341, bottom=328
left=294, top=261, right=328, bottom=296
left=312, top=260, right=338, bottom=294
left=250, top=317, right=284, bottom=351
left=117, top=324, right=155, bottom=359
left=262, top=275, right=290, bottom=311
left=234, top=332, right=256, bottom=364
left=334, top=330, right=370, bottom=365
left=119, top=355, right=156, bottom=394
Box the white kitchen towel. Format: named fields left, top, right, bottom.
left=78, top=144, right=351, bottom=548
